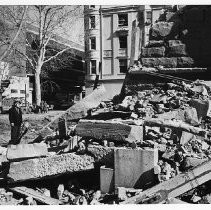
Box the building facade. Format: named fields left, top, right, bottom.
left=84, top=5, right=168, bottom=98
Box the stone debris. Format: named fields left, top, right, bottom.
left=0, top=73, right=211, bottom=205
left=1, top=7, right=211, bottom=205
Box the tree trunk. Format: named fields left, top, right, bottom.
left=35, top=65, right=42, bottom=106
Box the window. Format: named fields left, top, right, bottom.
left=119, top=59, right=127, bottom=73
left=20, top=90, right=25, bottom=94
left=11, top=89, right=18, bottom=93
left=119, top=36, right=127, bottom=49
left=146, top=11, right=152, bottom=21
left=118, top=14, right=128, bottom=27
left=146, top=11, right=152, bottom=25
left=90, top=16, right=95, bottom=29
left=90, top=5, right=95, bottom=8
left=90, top=60, right=97, bottom=74
left=90, top=37, right=96, bottom=50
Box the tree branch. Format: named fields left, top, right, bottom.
left=0, top=5, right=28, bottom=61
left=43, top=48, right=68, bottom=64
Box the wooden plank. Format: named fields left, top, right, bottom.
left=9, top=186, right=60, bottom=205
left=75, top=119, right=143, bottom=143
left=121, top=159, right=211, bottom=204
left=144, top=118, right=207, bottom=137
left=33, top=85, right=107, bottom=142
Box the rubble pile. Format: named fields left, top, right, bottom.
left=0, top=74, right=211, bottom=204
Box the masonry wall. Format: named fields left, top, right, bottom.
left=140, top=5, right=211, bottom=69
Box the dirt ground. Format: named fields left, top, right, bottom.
left=0, top=110, right=65, bottom=146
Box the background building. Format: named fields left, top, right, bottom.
left=84, top=5, right=170, bottom=98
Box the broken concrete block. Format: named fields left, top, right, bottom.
left=177, top=57, right=194, bottom=67
left=168, top=44, right=188, bottom=57
left=182, top=157, right=208, bottom=170
left=34, top=85, right=107, bottom=142
left=87, top=144, right=114, bottom=166
left=100, top=166, right=114, bottom=194
left=141, top=57, right=177, bottom=68
left=147, top=40, right=164, bottom=47
left=75, top=120, right=143, bottom=143
left=150, top=22, right=176, bottom=39
left=6, top=143, right=48, bottom=161
left=190, top=99, right=209, bottom=122
left=145, top=118, right=206, bottom=137
left=157, top=107, right=199, bottom=126
left=165, top=12, right=178, bottom=22
left=180, top=131, right=195, bottom=145
left=142, top=47, right=165, bottom=57
left=114, top=148, right=158, bottom=190
left=8, top=153, right=94, bottom=182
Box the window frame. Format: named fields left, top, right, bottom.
left=90, top=60, right=97, bottom=74
left=90, top=37, right=96, bottom=50
left=119, top=36, right=128, bottom=49
left=118, top=13, right=128, bottom=27
left=119, top=59, right=128, bottom=74
left=90, top=16, right=96, bottom=29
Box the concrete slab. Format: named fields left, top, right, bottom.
left=8, top=153, right=94, bottom=182
left=100, top=166, right=114, bottom=194
left=6, top=143, right=48, bottom=161
left=76, top=120, right=143, bottom=143
left=114, top=148, right=158, bottom=190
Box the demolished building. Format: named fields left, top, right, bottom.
left=0, top=5, right=211, bottom=205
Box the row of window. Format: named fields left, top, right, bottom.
left=90, top=59, right=127, bottom=75
left=11, top=89, right=26, bottom=94
left=89, top=13, right=128, bottom=29
left=89, top=36, right=127, bottom=50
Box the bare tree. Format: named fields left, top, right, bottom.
left=0, top=6, right=28, bottom=78
left=22, top=5, right=83, bottom=106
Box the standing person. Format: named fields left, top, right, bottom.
left=43, top=101, right=48, bottom=113
left=40, top=100, right=44, bottom=113
left=8, top=100, right=23, bottom=145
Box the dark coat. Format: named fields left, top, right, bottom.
left=9, top=106, right=22, bottom=126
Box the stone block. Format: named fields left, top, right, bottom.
left=168, top=40, right=182, bottom=47
left=114, top=148, right=158, bottom=190
left=142, top=47, right=165, bottom=57
left=146, top=40, right=164, bottom=48
left=6, top=143, right=48, bottom=161
left=150, top=22, right=176, bottom=39
left=8, top=153, right=94, bottom=182
left=177, top=57, right=194, bottom=67
left=168, top=44, right=188, bottom=57
left=100, top=166, right=114, bottom=194
left=75, top=120, right=143, bottom=143
left=87, top=144, right=114, bottom=167
left=141, top=57, right=177, bottom=68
